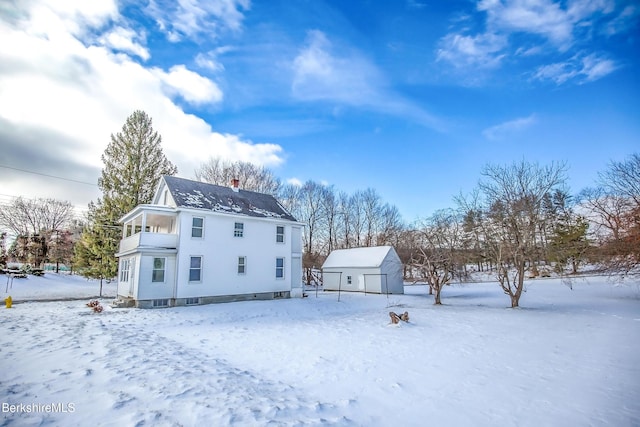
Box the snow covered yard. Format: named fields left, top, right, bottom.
left=2, top=272, right=116, bottom=302
left=1, top=277, right=639, bottom=426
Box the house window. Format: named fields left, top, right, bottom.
left=152, top=257, right=165, bottom=282
left=347, top=275, right=352, bottom=285
left=119, top=259, right=130, bottom=282
left=185, top=297, right=199, bottom=305
left=276, top=257, right=285, bottom=279
left=192, top=217, right=204, bottom=238
left=152, top=299, right=169, bottom=307
left=238, top=256, right=246, bottom=275
left=234, top=222, right=244, bottom=237
left=276, top=226, right=285, bottom=243
left=189, top=256, right=202, bottom=282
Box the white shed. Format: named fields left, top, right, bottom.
left=322, top=246, right=404, bottom=294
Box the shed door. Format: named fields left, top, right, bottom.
left=358, top=274, right=365, bottom=290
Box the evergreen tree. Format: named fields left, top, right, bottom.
left=74, top=111, right=177, bottom=282
left=99, top=110, right=178, bottom=214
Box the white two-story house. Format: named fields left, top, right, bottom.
left=115, top=176, right=304, bottom=308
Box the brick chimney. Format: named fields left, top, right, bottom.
left=231, top=178, right=240, bottom=192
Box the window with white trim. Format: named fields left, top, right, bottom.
left=192, top=217, right=204, bottom=238
left=153, top=299, right=169, bottom=307
left=276, top=257, right=285, bottom=279
left=276, top=226, right=285, bottom=243
left=189, top=256, right=202, bottom=282
left=185, top=297, right=199, bottom=305
left=234, top=222, right=244, bottom=237
left=152, top=257, right=166, bottom=283
left=347, top=275, right=352, bottom=285
left=237, top=256, right=246, bottom=275
left=119, top=259, right=130, bottom=282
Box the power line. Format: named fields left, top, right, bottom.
left=0, top=164, right=97, bottom=186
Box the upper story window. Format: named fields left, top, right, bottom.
left=152, top=257, right=166, bottom=283
left=276, top=226, right=285, bottom=243
left=234, top=222, right=244, bottom=237
left=192, top=217, right=204, bottom=238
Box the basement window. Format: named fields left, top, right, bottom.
left=185, top=297, right=199, bottom=305
left=152, top=299, right=169, bottom=308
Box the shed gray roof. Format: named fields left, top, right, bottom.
left=163, top=176, right=297, bottom=222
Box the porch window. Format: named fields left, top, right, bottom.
left=119, top=259, right=130, bottom=282
left=276, top=226, right=285, bottom=243
left=276, top=257, right=284, bottom=279
left=234, top=222, right=244, bottom=237
left=192, top=217, right=204, bottom=238
left=152, top=257, right=165, bottom=283
left=238, top=256, right=246, bottom=274
left=189, top=256, right=202, bottom=282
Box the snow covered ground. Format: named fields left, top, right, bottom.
left=1, top=274, right=639, bottom=426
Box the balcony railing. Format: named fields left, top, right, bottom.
left=119, top=232, right=178, bottom=253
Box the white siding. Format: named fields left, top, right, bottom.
left=175, top=213, right=295, bottom=299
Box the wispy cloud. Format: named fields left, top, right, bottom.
left=532, top=53, right=617, bottom=84
left=436, top=32, right=507, bottom=69
left=437, top=0, right=624, bottom=85
left=292, top=30, right=442, bottom=129
left=482, top=114, right=537, bottom=140
left=147, top=0, right=250, bottom=42
left=292, top=30, right=380, bottom=105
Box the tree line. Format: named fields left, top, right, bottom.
left=0, top=111, right=637, bottom=308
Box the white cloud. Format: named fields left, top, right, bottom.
left=482, top=114, right=537, bottom=140
left=147, top=0, right=250, bottom=42
left=532, top=53, right=617, bottom=84
left=0, top=0, right=283, bottom=208
left=195, top=47, right=234, bottom=72
left=436, top=32, right=507, bottom=69
left=438, top=0, right=621, bottom=83
left=153, top=65, right=223, bottom=104
left=479, top=0, right=574, bottom=47
left=99, top=27, right=150, bottom=60
left=286, top=178, right=303, bottom=187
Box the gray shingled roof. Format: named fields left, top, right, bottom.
left=163, top=176, right=297, bottom=222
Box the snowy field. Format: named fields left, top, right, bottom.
left=1, top=274, right=639, bottom=426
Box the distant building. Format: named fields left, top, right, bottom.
left=322, top=246, right=404, bottom=294
left=115, top=176, right=304, bottom=308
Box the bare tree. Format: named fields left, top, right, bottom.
left=582, top=153, right=640, bottom=274
left=413, top=209, right=463, bottom=304
left=281, top=181, right=328, bottom=285
left=476, top=160, right=567, bottom=308
left=0, top=197, right=74, bottom=267
left=361, top=188, right=382, bottom=247
left=195, top=157, right=281, bottom=195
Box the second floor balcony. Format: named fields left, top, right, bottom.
left=118, top=205, right=178, bottom=255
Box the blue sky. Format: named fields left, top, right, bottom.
left=0, top=0, right=638, bottom=221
